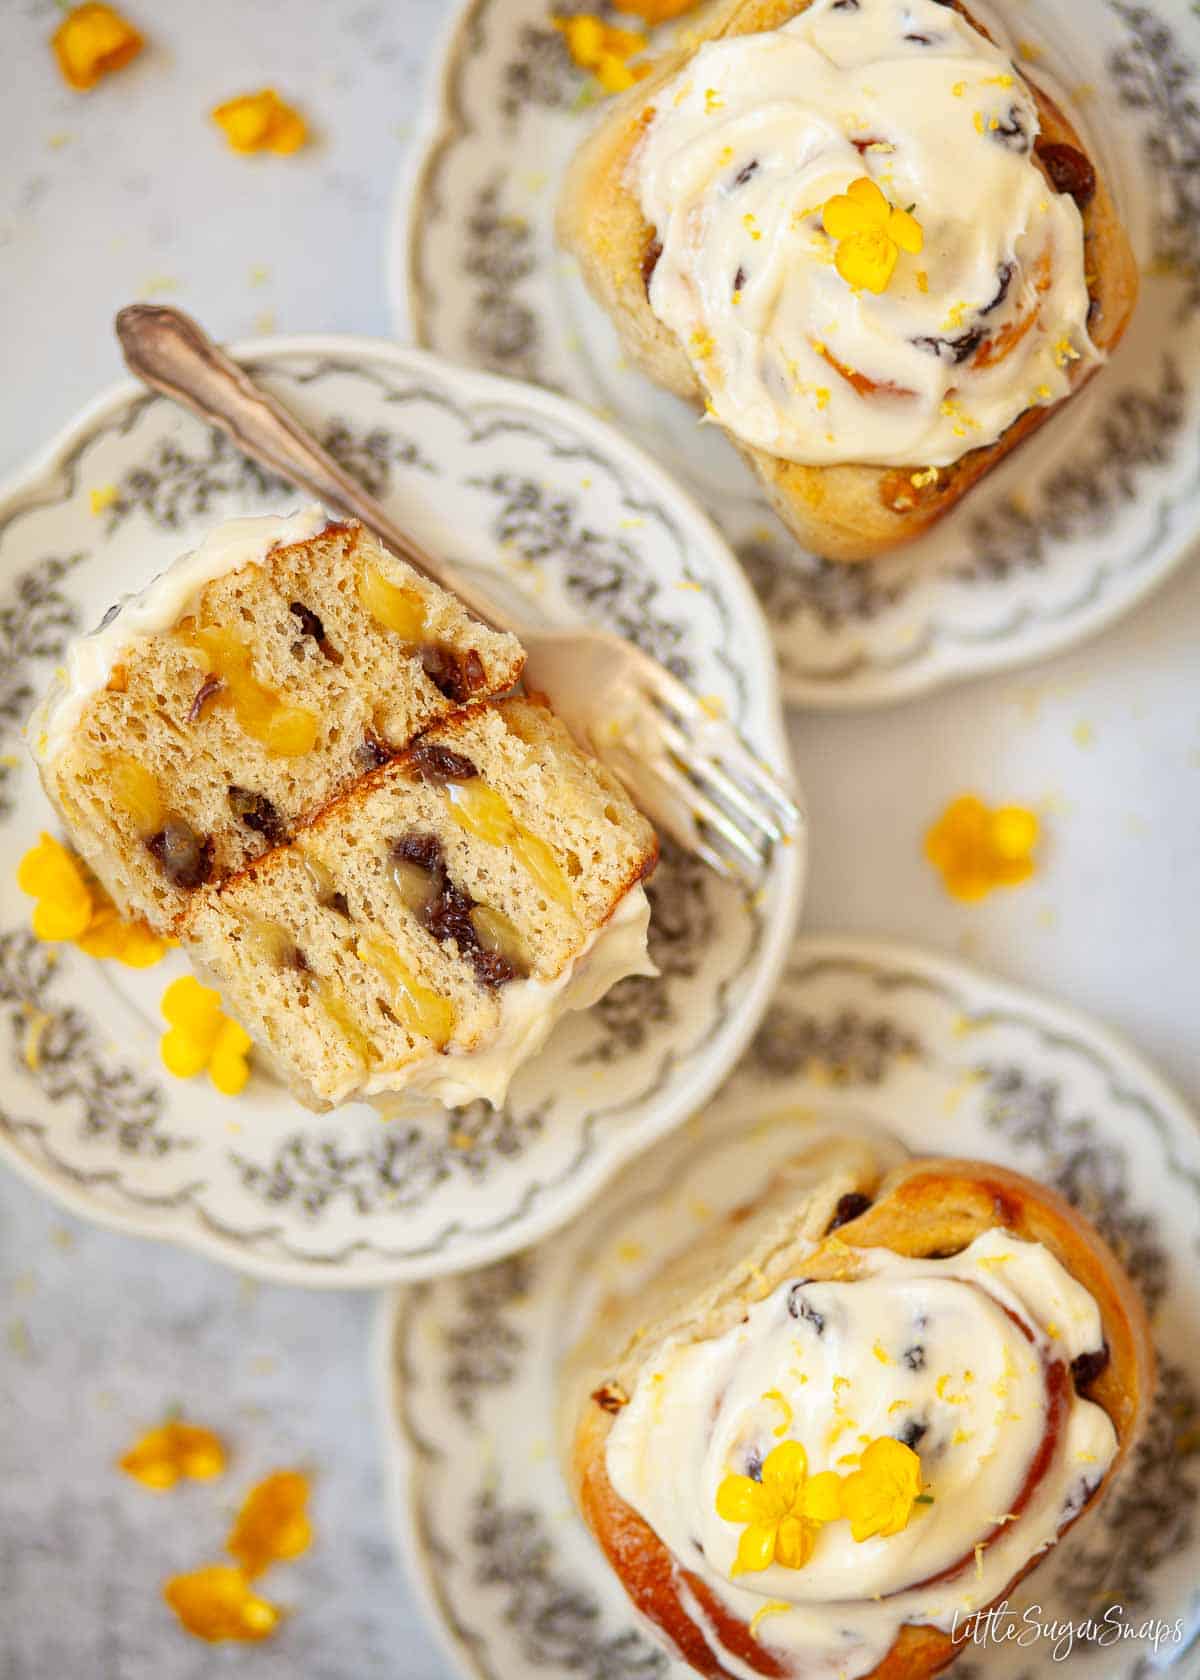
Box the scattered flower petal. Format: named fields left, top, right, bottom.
left=17, top=833, right=170, bottom=965
left=52, top=3, right=143, bottom=92
left=227, top=1470, right=313, bottom=1579
left=163, top=1565, right=280, bottom=1643
left=160, top=976, right=251, bottom=1095
left=555, top=15, right=651, bottom=94
left=211, top=90, right=308, bottom=155
left=925, top=795, right=1040, bottom=901
left=119, top=1420, right=226, bottom=1490
left=611, top=0, right=698, bottom=17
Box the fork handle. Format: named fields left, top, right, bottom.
left=115, top=304, right=513, bottom=633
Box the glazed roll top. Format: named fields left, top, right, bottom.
left=606, top=1226, right=1116, bottom=1676
left=635, top=0, right=1098, bottom=467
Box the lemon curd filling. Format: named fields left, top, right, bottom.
left=355, top=935, right=457, bottom=1047
left=444, top=779, right=574, bottom=910
left=357, top=565, right=427, bottom=641
left=182, top=624, right=319, bottom=756
left=106, top=751, right=166, bottom=834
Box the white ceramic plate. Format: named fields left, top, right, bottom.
left=0, top=336, right=803, bottom=1286
left=394, top=0, right=1200, bottom=708
left=378, top=934, right=1200, bottom=1679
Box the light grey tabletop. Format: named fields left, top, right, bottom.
left=3, top=1, right=1199, bottom=1676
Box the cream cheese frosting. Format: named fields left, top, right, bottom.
left=634, top=0, right=1098, bottom=468
left=606, top=1227, right=1116, bottom=1679
left=29, top=506, right=328, bottom=766
left=366, top=884, right=656, bottom=1110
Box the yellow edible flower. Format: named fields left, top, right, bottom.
left=17, top=833, right=169, bottom=966
left=839, top=1437, right=923, bottom=1542
left=925, top=795, right=1040, bottom=902
left=715, top=1440, right=844, bottom=1575
left=18, top=833, right=92, bottom=941
left=554, top=15, right=651, bottom=94
left=227, top=1470, right=313, bottom=1579
left=119, top=1419, right=226, bottom=1490
left=611, top=0, right=699, bottom=18
left=52, top=3, right=144, bottom=92
left=160, top=977, right=252, bottom=1096
left=211, top=89, right=308, bottom=156
left=822, top=176, right=923, bottom=295
left=163, top=1565, right=280, bottom=1643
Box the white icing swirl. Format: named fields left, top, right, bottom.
left=606, top=1228, right=1117, bottom=1679
left=634, top=0, right=1099, bottom=467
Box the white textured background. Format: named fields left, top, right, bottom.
left=2, top=0, right=1199, bottom=1675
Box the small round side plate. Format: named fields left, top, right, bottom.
left=0, top=337, right=803, bottom=1285
left=395, top=0, right=1200, bottom=707
left=379, top=935, right=1200, bottom=1678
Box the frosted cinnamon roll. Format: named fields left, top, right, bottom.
left=560, top=1153, right=1152, bottom=1680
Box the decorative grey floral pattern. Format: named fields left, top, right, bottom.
left=0, top=930, right=182, bottom=1157
left=231, top=1102, right=550, bottom=1218
left=960, top=358, right=1188, bottom=583
left=463, top=180, right=542, bottom=380
left=738, top=535, right=910, bottom=633
left=750, top=1003, right=923, bottom=1083
left=0, top=551, right=81, bottom=817
left=470, top=470, right=694, bottom=677
left=587, top=841, right=715, bottom=1059
left=319, top=420, right=435, bottom=497
left=441, top=1256, right=533, bottom=1421
left=979, top=1062, right=1169, bottom=1306
left=1057, top=1356, right=1199, bottom=1619
left=469, top=1489, right=670, bottom=1680
left=1111, top=2, right=1200, bottom=319
left=104, top=424, right=291, bottom=532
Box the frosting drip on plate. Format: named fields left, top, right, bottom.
left=606, top=1228, right=1117, bottom=1679
left=633, top=0, right=1099, bottom=468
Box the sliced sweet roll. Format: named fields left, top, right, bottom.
left=178, top=698, right=658, bottom=1111
left=560, top=1150, right=1152, bottom=1680
left=31, top=509, right=525, bottom=931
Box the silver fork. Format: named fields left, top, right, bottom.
left=115, top=305, right=800, bottom=883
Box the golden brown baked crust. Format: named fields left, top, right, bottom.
left=562, top=1155, right=1154, bottom=1680
left=558, top=0, right=1140, bottom=561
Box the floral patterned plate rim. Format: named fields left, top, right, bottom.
left=0, top=334, right=804, bottom=1286
left=393, top=0, right=1200, bottom=709
left=377, top=933, right=1200, bottom=1680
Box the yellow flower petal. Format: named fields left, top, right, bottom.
left=822, top=193, right=872, bottom=243
left=161, top=1027, right=212, bottom=1082
left=989, top=805, right=1039, bottom=859
left=227, top=1470, right=313, bottom=1578
left=841, top=1437, right=922, bottom=1542
left=212, top=90, right=307, bottom=156
left=888, top=205, right=925, bottom=255
left=760, top=1439, right=808, bottom=1502
left=163, top=1565, right=280, bottom=1643
left=846, top=175, right=890, bottom=224
left=774, top=1513, right=816, bottom=1570
left=716, top=1473, right=766, bottom=1524
left=119, top=1420, right=226, bottom=1489
left=19, top=834, right=94, bottom=941
left=835, top=227, right=897, bottom=294
left=161, top=976, right=223, bottom=1032
left=733, top=1521, right=778, bottom=1575
left=801, top=1469, right=845, bottom=1523
left=52, top=3, right=144, bottom=93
